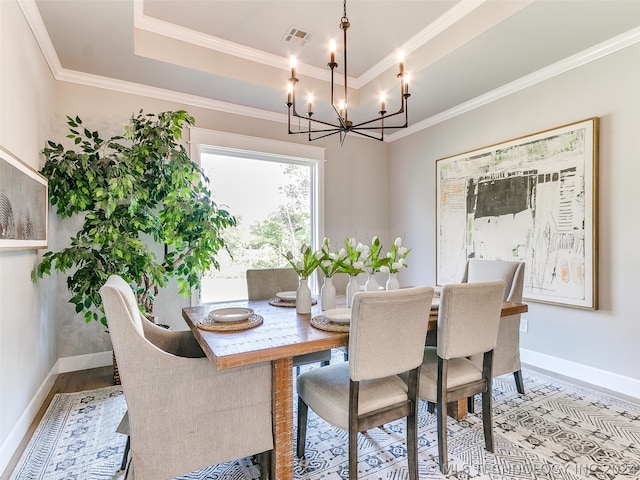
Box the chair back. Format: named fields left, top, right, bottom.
left=349, top=286, right=434, bottom=382
left=246, top=267, right=300, bottom=300
left=437, top=281, right=506, bottom=360
left=461, top=259, right=524, bottom=302
left=100, top=275, right=145, bottom=336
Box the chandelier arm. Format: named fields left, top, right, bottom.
left=348, top=129, right=385, bottom=141
left=352, top=108, right=406, bottom=129
left=291, top=111, right=346, bottom=129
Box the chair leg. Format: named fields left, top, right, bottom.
left=348, top=380, right=360, bottom=480
left=467, top=395, right=475, bottom=414
left=407, top=369, right=419, bottom=480
left=482, top=350, right=495, bottom=453
left=259, top=450, right=271, bottom=479
left=481, top=388, right=494, bottom=452
left=121, top=436, right=130, bottom=471
left=514, top=370, right=525, bottom=394
left=436, top=400, right=448, bottom=474
left=296, top=397, right=308, bottom=457
left=437, top=357, right=449, bottom=474
left=427, top=401, right=435, bottom=414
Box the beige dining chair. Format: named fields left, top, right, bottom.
left=461, top=259, right=526, bottom=393
left=246, top=267, right=332, bottom=371
left=418, top=281, right=506, bottom=473
left=100, top=275, right=273, bottom=480
left=296, top=287, right=434, bottom=480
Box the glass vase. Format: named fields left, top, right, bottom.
left=346, top=274, right=360, bottom=308
left=365, top=271, right=379, bottom=291
left=386, top=272, right=400, bottom=290
left=296, top=276, right=312, bottom=314
left=320, top=275, right=336, bottom=311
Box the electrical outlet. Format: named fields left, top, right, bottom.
left=520, top=318, right=529, bottom=333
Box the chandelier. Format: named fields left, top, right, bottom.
left=286, top=0, right=410, bottom=144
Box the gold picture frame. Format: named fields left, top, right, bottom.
left=0, top=146, right=48, bottom=250
left=436, top=118, right=599, bottom=309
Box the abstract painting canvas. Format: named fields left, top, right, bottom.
left=0, top=147, right=48, bottom=250
left=436, top=118, right=598, bottom=309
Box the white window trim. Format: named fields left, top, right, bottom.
left=188, top=128, right=326, bottom=304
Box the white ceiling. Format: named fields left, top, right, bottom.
left=23, top=0, right=640, bottom=142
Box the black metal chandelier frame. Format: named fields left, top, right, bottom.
left=286, top=0, right=410, bottom=144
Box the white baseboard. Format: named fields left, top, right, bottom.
left=0, top=363, right=57, bottom=476
left=0, top=351, right=113, bottom=476
left=56, top=350, right=113, bottom=373
left=521, top=348, right=640, bottom=401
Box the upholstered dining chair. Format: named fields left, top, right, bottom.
left=461, top=259, right=526, bottom=393
left=100, top=275, right=273, bottom=480
left=246, top=267, right=332, bottom=371
left=418, top=281, right=506, bottom=473
left=296, top=286, right=434, bottom=480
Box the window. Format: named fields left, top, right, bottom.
left=189, top=129, right=325, bottom=302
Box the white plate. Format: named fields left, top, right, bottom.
left=208, top=307, right=254, bottom=323
left=275, top=291, right=297, bottom=302
left=324, top=307, right=352, bottom=324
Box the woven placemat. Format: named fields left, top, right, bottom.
left=311, top=315, right=350, bottom=332
left=197, top=313, right=263, bottom=332
left=268, top=297, right=317, bottom=308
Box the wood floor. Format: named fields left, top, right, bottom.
left=1, top=366, right=115, bottom=480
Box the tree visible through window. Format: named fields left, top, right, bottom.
left=199, top=150, right=315, bottom=302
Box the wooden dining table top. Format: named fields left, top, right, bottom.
left=181, top=296, right=528, bottom=371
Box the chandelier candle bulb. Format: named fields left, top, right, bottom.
left=404, top=73, right=410, bottom=96
left=307, top=93, right=313, bottom=114
left=287, top=82, right=293, bottom=105
left=329, top=39, right=336, bottom=65
left=380, top=93, right=386, bottom=113
left=398, top=50, right=405, bottom=75
left=290, top=56, right=297, bottom=80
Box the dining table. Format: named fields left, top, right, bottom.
left=182, top=293, right=528, bottom=480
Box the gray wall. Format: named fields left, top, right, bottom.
left=0, top=0, right=57, bottom=468
left=390, top=42, right=640, bottom=387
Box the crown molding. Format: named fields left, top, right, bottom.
left=359, top=0, right=487, bottom=87
left=18, top=0, right=63, bottom=76
left=18, top=0, right=640, bottom=144
left=386, top=25, right=640, bottom=143
left=132, top=0, right=352, bottom=87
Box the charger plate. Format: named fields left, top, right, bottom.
left=268, top=297, right=317, bottom=308
left=197, top=313, right=263, bottom=332
left=311, top=314, right=350, bottom=332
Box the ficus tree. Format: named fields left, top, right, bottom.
left=32, top=110, right=236, bottom=326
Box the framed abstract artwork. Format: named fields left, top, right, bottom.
left=0, top=146, right=48, bottom=250
left=436, top=118, right=599, bottom=309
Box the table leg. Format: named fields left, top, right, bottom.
left=271, top=357, right=294, bottom=480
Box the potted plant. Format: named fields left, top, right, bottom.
left=32, top=110, right=236, bottom=327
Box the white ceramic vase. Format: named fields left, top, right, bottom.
left=365, top=271, right=379, bottom=291
left=346, top=274, right=360, bottom=307
left=296, top=277, right=312, bottom=314
left=386, top=272, right=400, bottom=290
left=320, top=275, right=336, bottom=311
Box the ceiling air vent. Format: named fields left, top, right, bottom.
left=282, top=27, right=311, bottom=46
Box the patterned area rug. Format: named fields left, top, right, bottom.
left=9, top=365, right=640, bottom=480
